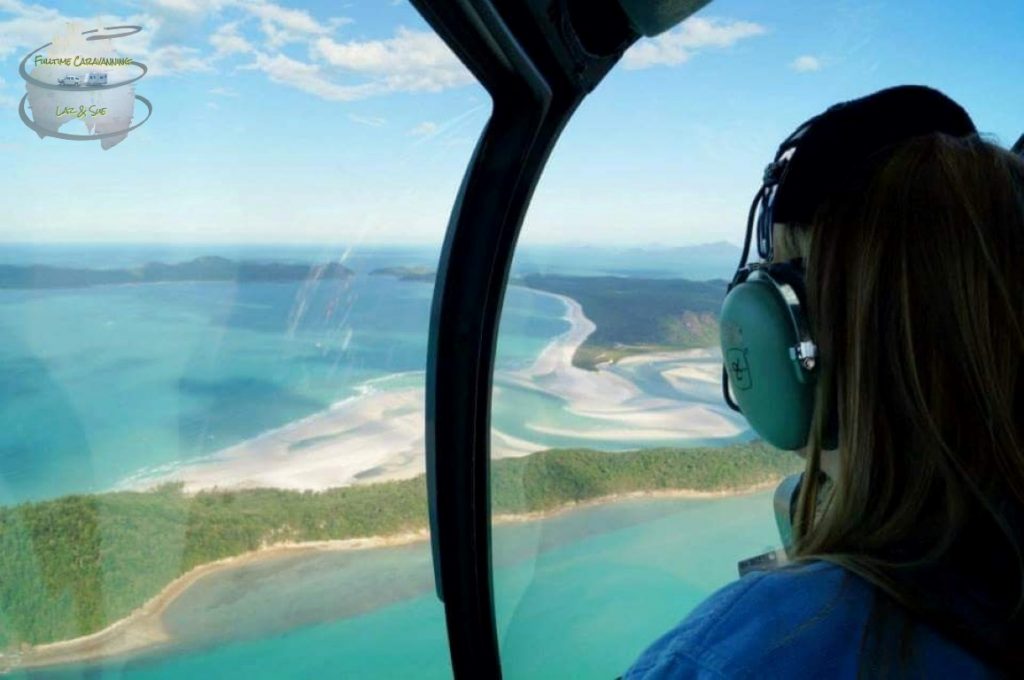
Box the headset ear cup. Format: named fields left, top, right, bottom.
left=720, top=269, right=817, bottom=451
left=767, top=262, right=841, bottom=451
left=763, top=261, right=808, bottom=305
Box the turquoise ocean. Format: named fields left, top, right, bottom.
left=20, top=493, right=780, bottom=679
left=0, top=245, right=776, bottom=678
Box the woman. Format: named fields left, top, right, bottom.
left=627, top=86, right=1024, bottom=678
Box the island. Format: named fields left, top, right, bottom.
left=524, top=274, right=725, bottom=369
left=0, top=442, right=800, bottom=661
left=367, top=267, right=728, bottom=370
left=0, top=257, right=354, bottom=290
left=368, top=266, right=436, bottom=282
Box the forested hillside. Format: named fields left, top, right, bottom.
left=522, top=275, right=727, bottom=368
left=0, top=442, right=798, bottom=649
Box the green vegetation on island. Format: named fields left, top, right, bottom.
left=0, top=442, right=799, bottom=650
left=363, top=267, right=728, bottom=370
left=521, top=274, right=726, bottom=369
left=369, top=266, right=436, bottom=282
left=0, top=257, right=354, bottom=290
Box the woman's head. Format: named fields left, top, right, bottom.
left=788, top=130, right=1024, bottom=658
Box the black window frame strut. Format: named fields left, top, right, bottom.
left=415, top=3, right=552, bottom=676
left=409, top=0, right=708, bottom=675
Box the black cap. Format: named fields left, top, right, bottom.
left=772, top=85, right=978, bottom=225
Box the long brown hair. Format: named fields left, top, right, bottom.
left=790, top=133, right=1024, bottom=669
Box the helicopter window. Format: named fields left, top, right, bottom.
left=0, top=1, right=485, bottom=676
left=488, top=0, right=1021, bottom=676
left=2, top=0, right=1021, bottom=676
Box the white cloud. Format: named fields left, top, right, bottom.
left=149, top=0, right=233, bottom=14
left=0, top=0, right=68, bottom=59
left=0, top=2, right=459, bottom=102
left=312, top=27, right=473, bottom=93
left=245, top=1, right=328, bottom=35
left=243, top=52, right=378, bottom=101
left=623, top=17, right=766, bottom=70
left=0, top=1, right=212, bottom=76
left=348, top=113, right=386, bottom=127
left=0, top=72, right=14, bottom=107
left=408, top=106, right=486, bottom=147
left=243, top=0, right=349, bottom=48
left=791, top=55, right=822, bottom=72
left=0, top=76, right=16, bottom=107
left=140, top=0, right=349, bottom=49
left=209, top=86, right=239, bottom=96
left=241, top=27, right=473, bottom=103
left=210, top=21, right=253, bottom=56
left=409, top=121, right=439, bottom=137
left=141, top=44, right=213, bottom=76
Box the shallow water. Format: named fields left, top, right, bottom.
left=19, top=492, right=779, bottom=679
left=0, top=274, right=564, bottom=503
left=1, top=245, right=757, bottom=678
left=0, top=248, right=744, bottom=504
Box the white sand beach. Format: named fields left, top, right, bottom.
left=126, top=289, right=747, bottom=494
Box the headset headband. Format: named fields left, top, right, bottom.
left=733, top=116, right=820, bottom=274
left=723, top=86, right=979, bottom=418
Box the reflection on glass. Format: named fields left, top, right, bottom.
left=0, top=0, right=485, bottom=676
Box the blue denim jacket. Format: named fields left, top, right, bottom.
left=625, top=561, right=995, bottom=679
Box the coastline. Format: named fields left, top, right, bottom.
left=500, top=290, right=745, bottom=443
left=4, top=288, right=761, bottom=672
left=122, top=289, right=746, bottom=495
left=9, top=480, right=777, bottom=672
left=8, top=529, right=432, bottom=672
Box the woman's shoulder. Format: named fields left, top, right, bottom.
left=626, top=560, right=1000, bottom=679
left=626, top=560, right=871, bottom=679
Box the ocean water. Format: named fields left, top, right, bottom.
left=0, top=266, right=566, bottom=503
left=0, top=244, right=743, bottom=504
left=0, top=244, right=763, bottom=677
left=19, top=493, right=779, bottom=679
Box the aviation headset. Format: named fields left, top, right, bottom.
left=718, top=85, right=979, bottom=451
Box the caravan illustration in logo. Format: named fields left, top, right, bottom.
left=18, top=23, right=153, bottom=150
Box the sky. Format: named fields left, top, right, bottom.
left=0, top=0, right=1021, bottom=247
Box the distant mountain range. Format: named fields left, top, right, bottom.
left=0, top=257, right=354, bottom=290
left=643, top=240, right=741, bottom=258
left=573, top=240, right=740, bottom=256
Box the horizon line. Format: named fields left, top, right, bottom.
left=0, top=239, right=744, bottom=250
